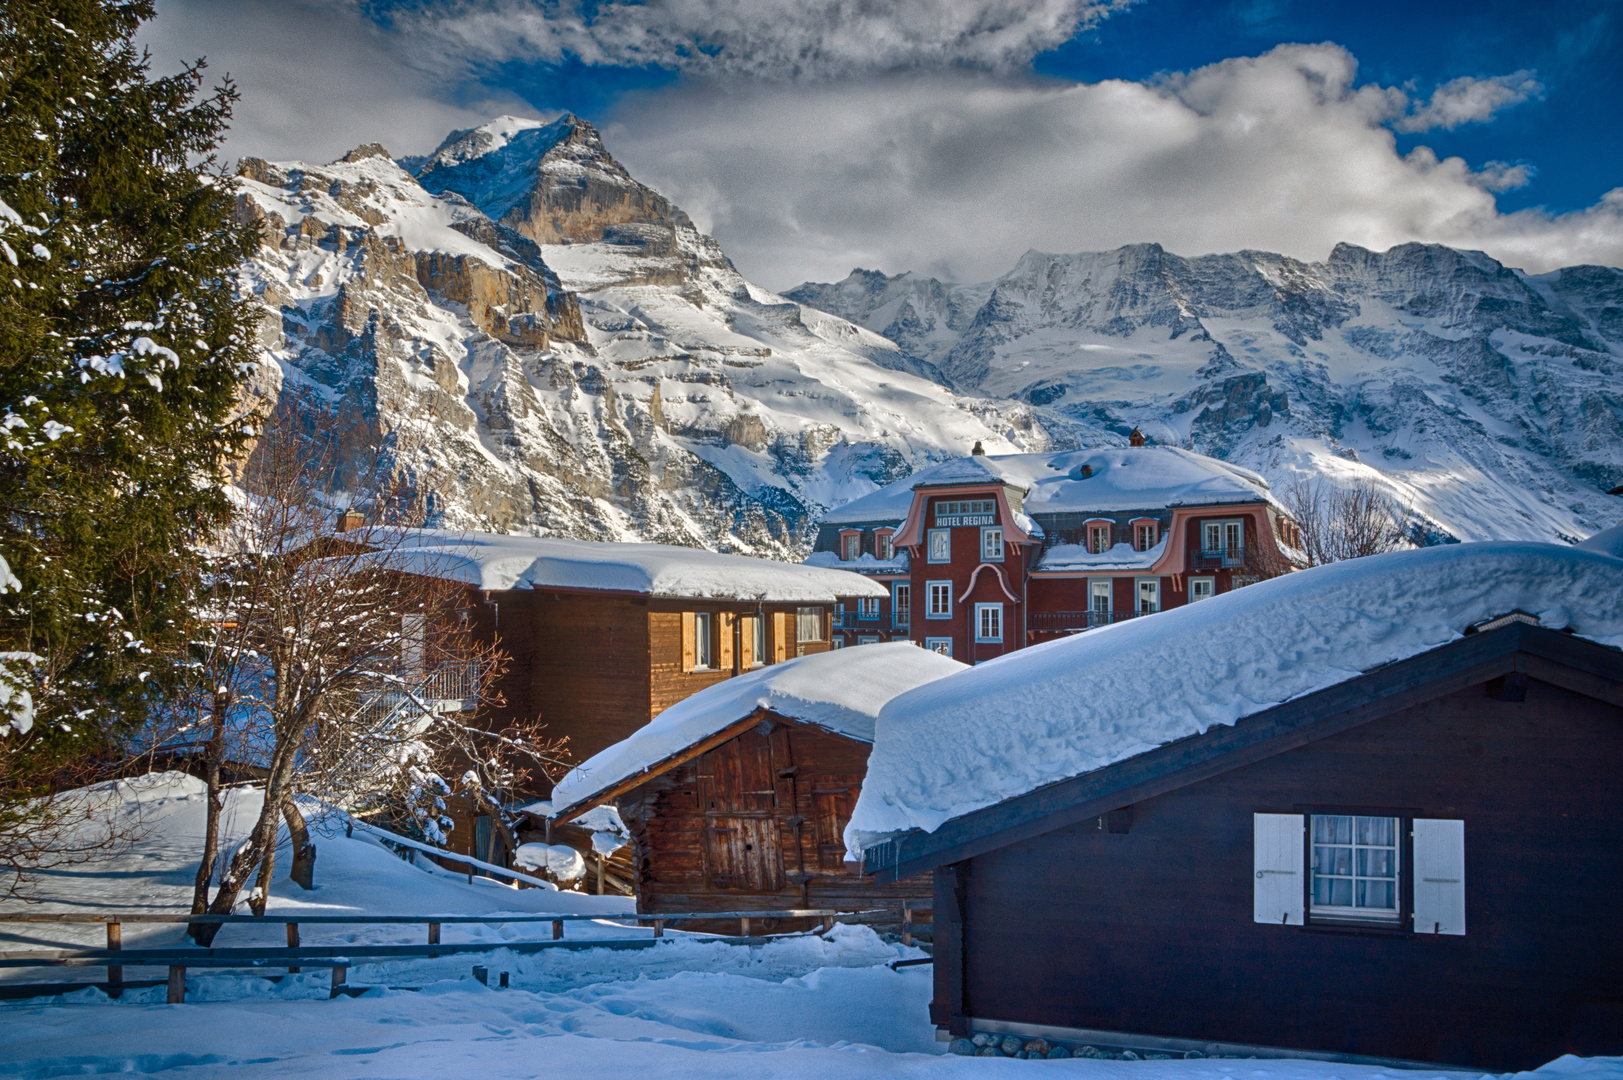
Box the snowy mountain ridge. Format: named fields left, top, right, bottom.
left=789, top=243, right=1623, bottom=544
left=235, top=116, right=1045, bottom=558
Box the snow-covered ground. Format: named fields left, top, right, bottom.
left=1, top=773, right=1618, bottom=1080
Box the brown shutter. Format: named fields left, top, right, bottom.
left=772, top=612, right=788, bottom=662
left=718, top=612, right=735, bottom=671
left=740, top=617, right=755, bottom=668
left=681, top=612, right=696, bottom=671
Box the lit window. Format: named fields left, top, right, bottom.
left=924, top=637, right=953, bottom=657
left=1137, top=578, right=1160, bottom=614
left=1312, top=815, right=1400, bottom=922
left=1088, top=524, right=1111, bottom=554
left=975, top=603, right=1002, bottom=642
left=981, top=527, right=1003, bottom=561
left=876, top=532, right=894, bottom=560
left=694, top=612, right=713, bottom=669
left=1189, top=577, right=1215, bottom=602
left=1135, top=522, right=1158, bottom=551
left=928, top=528, right=951, bottom=563
left=926, top=581, right=952, bottom=619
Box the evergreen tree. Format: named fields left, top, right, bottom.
left=0, top=0, right=259, bottom=859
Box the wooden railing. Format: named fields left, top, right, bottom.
left=0, top=908, right=894, bottom=1003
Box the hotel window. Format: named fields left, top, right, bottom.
left=1189, top=577, right=1216, bottom=602
left=694, top=612, right=714, bottom=669
left=876, top=531, right=894, bottom=560
left=1089, top=580, right=1111, bottom=626
left=858, top=597, right=880, bottom=621
left=1136, top=578, right=1160, bottom=615
left=841, top=532, right=862, bottom=561
left=1232, top=575, right=1260, bottom=589
left=1134, top=522, right=1159, bottom=551
left=1203, top=519, right=1245, bottom=565
left=924, top=637, right=953, bottom=657
left=926, top=580, right=952, bottom=619
left=796, top=606, right=825, bottom=642
left=1088, top=523, right=1112, bottom=554
left=856, top=635, right=881, bottom=646
left=928, top=528, right=951, bottom=563
left=975, top=603, right=1002, bottom=643
left=1312, top=814, right=1400, bottom=923
left=892, top=583, right=911, bottom=628
left=981, top=527, right=1003, bottom=561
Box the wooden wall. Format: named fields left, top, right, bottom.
left=617, top=713, right=930, bottom=932
left=942, top=676, right=1623, bottom=1069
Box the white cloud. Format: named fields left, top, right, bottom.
left=395, top=0, right=1133, bottom=81
left=601, top=45, right=1621, bottom=287
left=140, top=0, right=534, bottom=164
left=1393, top=71, right=1542, bottom=133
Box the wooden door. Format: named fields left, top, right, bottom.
left=697, top=726, right=786, bottom=891
left=811, top=784, right=856, bottom=871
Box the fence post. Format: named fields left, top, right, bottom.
left=166, top=966, right=186, bottom=1004
left=428, top=922, right=440, bottom=947
left=822, top=914, right=835, bottom=934
left=552, top=919, right=563, bottom=941
left=330, top=965, right=347, bottom=998
left=105, top=921, right=122, bottom=996
left=902, top=902, right=912, bottom=947
left=286, top=922, right=301, bottom=974
left=653, top=919, right=664, bottom=939
left=739, top=916, right=751, bottom=937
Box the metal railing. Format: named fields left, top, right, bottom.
left=1028, top=610, right=1147, bottom=633
left=354, top=662, right=479, bottom=725
left=1193, top=547, right=1246, bottom=569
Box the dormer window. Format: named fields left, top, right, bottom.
left=875, top=530, right=894, bottom=561
left=840, top=530, right=862, bottom=561
left=1133, top=521, right=1159, bottom=552
left=1088, top=523, right=1112, bottom=554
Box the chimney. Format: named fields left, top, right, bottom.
left=1128, top=427, right=1146, bottom=448
left=1079, top=464, right=1094, bottom=479
left=971, top=440, right=985, bottom=456
left=336, top=508, right=364, bottom=533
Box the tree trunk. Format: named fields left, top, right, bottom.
left=191, top=745, right=295, bottom=944
left=281, top=798, right=316, bottom=890
left=189, top=691, right=230, bottom=918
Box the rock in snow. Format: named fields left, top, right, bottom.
left=846, top=542, right=1623, bottom=853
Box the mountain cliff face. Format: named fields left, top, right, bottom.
left=236, top=117, right=1046, bottom=557
left=790, top=243, right=1623, bottom=543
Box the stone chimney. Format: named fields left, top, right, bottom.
left=971, top=440, right=985, bottom=456
left=336, top=508, right=364, bottom=532
left=1128, top=427, right=1146, bottom=447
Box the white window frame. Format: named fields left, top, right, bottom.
left=892, top=582, right=910, bottom=628
left=858, top=597, right=880, bottom=621
left=1135, top=577, right=1160, bottom=615
left=981, top=527, right=1004, bottom=562
left=1089, top=579, right=1112, bottom=627
left=830, top=637, right=844, bottom=649
left=875, top=531, right=894, bottom=561
left=926, top=580, right=952, bottom=620
left=1203, top=518, right=1246, bottom=566
left=752, top=614, right=766, bottom=667
left=796, top=606, right=825, bottom=643
left=694, top=611, right=714, bottom=669
left=856, top=634, right=881, bottom=646
left=1310, top=813, right=1402, bottom=924
left=1189, top=576, right=1216, bottom=602
left=1088, top=523, right=1112, bottom=554
left=924, top=637, right=953, bottom=657
left=928, top=528, right=951, bottom=563
left=974, top=603, right=1003, bottom=643
left=1134, top=522, right=1158, bottom=552
left=840, top=532, right=862, bottom=561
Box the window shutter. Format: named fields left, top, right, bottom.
left=681, top=612, right=696, bottom=671
left=1253, top=813, right=1304, bottom=925
left=718, top=612, right=735, bottom=670
left=1412, top=818, right=1465, bottom=936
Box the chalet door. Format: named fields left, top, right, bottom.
left=810, top=785, right=856, bottom=871
left=697, top=726, right=786, bottom=892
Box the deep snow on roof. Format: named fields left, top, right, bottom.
left=822, top=446, right=1277, bottom=525
left=551, top=642, right=966, bottom=816
left=1578, top=522, right=1623, bottom=560
left=378, top=529, right=887, bottom=601
left=846, top=542, right=1623, bottom=854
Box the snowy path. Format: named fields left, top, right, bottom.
left=2, top=775, right=1619, bottom=1080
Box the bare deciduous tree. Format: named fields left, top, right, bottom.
left=1281, top=476, right=1415, bottom=567
left=163, top=400, right=565, bottom=942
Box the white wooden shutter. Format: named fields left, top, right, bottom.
left=1412, top=818, right=1466, bottom=936
left=1253, top=813, right=1304, bottom=926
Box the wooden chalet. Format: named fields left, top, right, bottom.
left=548, top=642, right=964, bottom=932
left=383, top=531, right=887, bottom=803
left=806, top=441, right=1304, bottom=660
left=851, top=542, right=1623, bottom=1070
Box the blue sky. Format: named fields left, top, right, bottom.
left=145, top=0, right=1623, bottom=286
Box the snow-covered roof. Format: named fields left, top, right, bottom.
left=374, top=529, right=887, bottom=601
left=1036, top=538, right=1164, bottom=572
left=846, top=542, right=1623, bottom=854
left=802, top=550, right=910, bottom=575
left=552, top=642, right=965, bottom=817
left=1578, top=522, right=1623, bottom=560
left=822, top=446, right=1279, bottom=525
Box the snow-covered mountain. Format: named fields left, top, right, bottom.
left=790, top=245, right=1623, bottom=543
left=235, top=117, right=1045, bottom=557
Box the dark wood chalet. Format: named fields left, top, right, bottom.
left=384, top=530, right=887, bottom=798
left=806, top=440, right=1304, bottom=660
left=548, top=642, right=963, bottom=932
left=853, top=545, right=1623, bottom=1070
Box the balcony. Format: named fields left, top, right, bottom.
left=356, top=662, right=480, bottom=724
left=1193, top=546, right=1246, bottom=570
left=1029, top=610, right=1144, bottom=634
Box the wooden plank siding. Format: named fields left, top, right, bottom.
left=942, top=675, right=1623, bottom=1070
left=616, top=713, right=930, bottom=933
